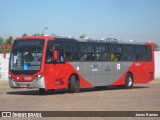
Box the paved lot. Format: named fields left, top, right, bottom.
left=0, top=82, right=160, bottom=120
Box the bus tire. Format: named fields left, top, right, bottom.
left=68, top=75, right=80, bottom=93
left=124, top=73, right=133, bottom=89
left=39, top=88, right=45, bottom=95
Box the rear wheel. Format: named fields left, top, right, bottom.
left=68, top=75, right=80, bottom=93
left=124, top=73, right=133, bottom=89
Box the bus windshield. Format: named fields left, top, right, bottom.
left=10, top=40, right=44, bottom=71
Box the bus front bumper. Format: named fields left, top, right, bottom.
left=9, top=77, right=45, bottom=89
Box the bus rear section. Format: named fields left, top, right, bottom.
left=111, top=42, right=154, bottom=87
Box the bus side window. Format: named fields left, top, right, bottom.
left=95, top=44, right=108, bottom=61
left=79, top=43, right=95, bottom=61
left=45, top=41, right=64, bottom=63
left=146, top=46, right=152, bottom=61
left=135, top=45, right=148, bottom=61
left=46, top=47, right=53, bottom=63
left=46, top=40, right=54, bottom=63
left=53, top=41, right=65, bottom=62
left=122, top=45, right=135, bottom=61
left=109, top=44, right=122, bottom=61
left=57, top=49, right=65, bottom=62
left=64, top=43, right=79, bottom=61
left=110, top=54, right=118, bottom=61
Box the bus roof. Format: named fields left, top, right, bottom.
left=15, top=35, right=54, bottom=40
left=54, top=37, right=153, bottom=45
left=14, top=35, right=154, bottom=45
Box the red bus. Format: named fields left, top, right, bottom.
left=9, top=35, right=154, bottom=94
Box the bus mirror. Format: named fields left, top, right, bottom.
left=53, top=50, right=58, bottom=61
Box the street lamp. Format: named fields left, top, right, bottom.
left=41, top=27, right=48, bottom=35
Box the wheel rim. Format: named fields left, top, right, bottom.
left=128, top=77, right=132, bottom=86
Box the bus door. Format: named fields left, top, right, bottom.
left=44, top=41, right=66, bottom=89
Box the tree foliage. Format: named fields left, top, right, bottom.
left=22, top=33, right=27, bottom=37
left=0, top=37, right=4, bottom=46
left=79, top=34, right=87, bottom=39
left=33, top=33, right=40, bottom=36
left=154, top=43, right=160, bottom=51
left=5, top=36, right=13, bottom=44
left=0, top=36, right=13, bottom=53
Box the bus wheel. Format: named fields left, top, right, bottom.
left=39, top=88, right=45, bottom=95
left=68, top=75, right=80, bottom=93
left=124, top=73, right=133, bottom=89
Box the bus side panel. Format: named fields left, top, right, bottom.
left=108, top=62, right=123, bottom=85
left=44, top=60, right=154, bottom=90
left=71, top=62, right=109, bottom=87
left=71, top=62, right=132, bottom=86
left=44, top=62, right=93, bottom=90
left=111, top=61, right=154, bottom=85
left=44, top=64, right=67, bottom=90
left=133, top=62, right=154, bottom=84
left=145, top=42, right=155, bottom=80
left=110, top=62, right=132, bottom=86
left=69, top=62, right=94, bottom=88
left=69, top=61, right=154, bottom=87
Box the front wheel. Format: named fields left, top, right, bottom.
left=68, top=75, right=80, bottom=93
left=124, top=73, right=134, bottom=89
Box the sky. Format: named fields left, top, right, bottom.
left=0, top=0, right=160, bottom=45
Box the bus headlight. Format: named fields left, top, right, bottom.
left=9, top=74, right=11, bottom=78
left=35, top=74, right=43, bottom=81
left=9, top=74, right=12, bottom=80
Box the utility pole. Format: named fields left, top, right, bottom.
left=41, top=27, right=48, bottom=35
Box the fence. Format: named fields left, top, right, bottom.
left=0, top=54, right=10, bottom=80
left=154, top=51, right=160, bottom=79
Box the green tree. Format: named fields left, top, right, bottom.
left=0, top=37, right=4, bottom=45
left=5, top=36, right=13, bottom=44
left=22, top=33, right=27, bottom=37
left=154, top=43, right=160, bottom=51
left=0, top=37, right=5, bottom=53
left=79, top=34, right=87, bottom=39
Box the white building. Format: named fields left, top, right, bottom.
left=154, top=51, right=160, bottom=79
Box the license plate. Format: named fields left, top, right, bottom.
left=20, top=84, right=28, bottom=88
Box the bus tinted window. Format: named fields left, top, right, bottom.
left=95, top=44, right=109, bottom=61
left=46, top=41, right=54, bottom=63
left=64, top=43, right=79, bottom=61
left=135, top=45, right=148, bottom=61
left=109, top=44, right=122, bottom=61
left=79, top=43, right=95, bottom=61
left=122, top=45, right=136, bottom=61
left=46, top=41, right=65, bottom=63
left=54, top=42, right=65, bottom=62
left=146, top=46, right=152, bottom=61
